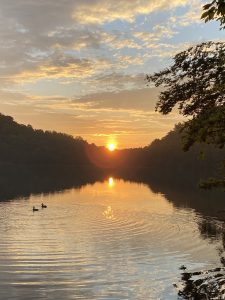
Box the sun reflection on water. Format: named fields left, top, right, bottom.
left=103, top=206, right=114, bottom=220
left=108, top=177, right=114, bottom=187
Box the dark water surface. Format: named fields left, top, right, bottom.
left=0, top=177, right=224, bottom=300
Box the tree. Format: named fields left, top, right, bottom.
left=146, top=41, right=225, bottom=187
left=181, top=106, right=225, bottom=151
left=146, top=41, right=225, bottom=122
left=201, top=0, right=225, bottom=29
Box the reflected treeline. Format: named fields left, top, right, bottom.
left=178, top=216, right=225, bottom=299
left=113, top=170, right=225, bottom=256
left=0, top=164, right=106, bottom=201
left=112, top=168, right=225, bottom=220
left=198, top=219, right=224, bottom=244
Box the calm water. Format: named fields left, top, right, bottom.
left=0, top=178, right=223, bottom=300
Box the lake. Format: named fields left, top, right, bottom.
left=0, top=177, right=224, bottom=300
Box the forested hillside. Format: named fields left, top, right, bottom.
left=0, top=113, right=224, bottom=186
left=0, top=113, right=90, bottom=165
left=113, top=125, right=224, bottom=187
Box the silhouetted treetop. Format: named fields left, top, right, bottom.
left=201, top=0, right=225, bottom=29
left=147, top=42, right=225, bottom=117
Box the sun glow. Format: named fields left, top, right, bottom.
left=107, top=143, right=116, bottom=151
left=108, top=177, right=114, bottom=187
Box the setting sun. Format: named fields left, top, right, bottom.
left=107, top=143, right=116, bottom=151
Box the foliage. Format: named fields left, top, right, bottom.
left=199, top=177, right=225, bottom=189
left=146, top=42, right=225, bottom=184
left=201, top=0, right=225, bottom=29
left=146, top=42, right=225, bottom=119
left=178, top=267, right=225, bottom=299
left=146, top=41, right=225, bottom=186
left=181, top=106, right=225, bottom=151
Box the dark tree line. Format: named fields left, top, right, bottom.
left=0, top=113, right=90, bottom=165
left=0, top=113, right=223, bottom=188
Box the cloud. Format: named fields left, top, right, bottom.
left=0, top=49, right=113, bottom=83
left=92, top=73, right=146, bottom=90
left=169, top=0, right=203, bottom=27
left=100, top=32, right=142, bottom=50
left=73, top=86, right=160, bottom=111
left=72, top=0, right=190, bottom=24
left=134, top=25, right=178, bottom=42
left=0, top=86, right=184, bottom=148
left=0, top=0, right=204, bottom=87
left=144, top=41, right=193, bottom=58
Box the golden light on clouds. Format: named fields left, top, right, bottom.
left=72, top=0, right=191, bottom=25
left=0, top=0, right=219, bottom=148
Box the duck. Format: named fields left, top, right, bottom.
left=179, top=265, right=187, bottom=271
left=33, top=206, right=39, bottom=212
left=41, top=203, right=47, bottom=208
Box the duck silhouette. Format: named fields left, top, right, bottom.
left=41, top=203, right=47, bottom=208
left=33, top=206, right=39, bottom=212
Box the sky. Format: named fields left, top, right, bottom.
left=0, top=0, right=224, bottom=148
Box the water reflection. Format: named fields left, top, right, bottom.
left=0, top=165, right=105, bottom=202
left=108, top=177, right=114, bottom=187
left=0, top=168, right=225, bottom=299
left=0, top=177, right=224, bottom=300
left=103, top=206, right=114, bottom=220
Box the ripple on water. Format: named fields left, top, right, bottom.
left=0, top=181, right=221, bottom=300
